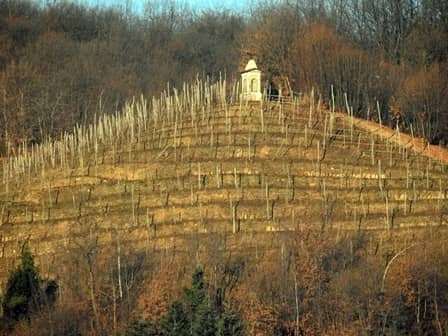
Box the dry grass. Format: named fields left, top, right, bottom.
left=0, top=81, right=447, bottom=293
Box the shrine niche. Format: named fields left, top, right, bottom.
left=241, top=59, right=262, bottom=101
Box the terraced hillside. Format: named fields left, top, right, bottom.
left=1, top=80, right=447, bottom=293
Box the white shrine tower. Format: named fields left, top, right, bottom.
left=241, top=59, right=262, bottom=101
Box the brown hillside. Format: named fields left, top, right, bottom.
left=1, top=80, right=447, bottom=295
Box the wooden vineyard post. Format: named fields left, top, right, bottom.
left=322, top=115, right=328, bottom=155
left=357, top=133, right=361, bottom=154
left=406, top=163, right=410, bottom=190
left=260, top=102, right=265, bottom=133
left=146, top=208, right=156, bottom=238
left=308, top=88, right=314, bottom=128
left=331, top=84, right=335, bottom=114
left=317, top=140, right=320, bottom=163
left=265, top=182, right=270, bottom=220
left=411, top=180, right=417, bottom=213
left=248, top=132, right=252, bottom=161
left=385, top=194, right=390, bottom=230
left=190, top=184, right=195, bottom=206
left=216, top=165, right=220, bottom=188
left=131, top=184, right=137, bottom=226
left=234, top=168, right=238, bottom=188
left=377, top=100, right=382, bottom=127
left=216, top=164, right=224, bottom=189
left=209, top=130, right=214, bottom=158
left=378, top=160, right=383, bottom=192
left=288, top=165, right=295, bottom=202
left=389, top=141, right=393, bottom=167
left=230, top=199, right=239, bottom=234
left=1, top=205, right=9, bottom=225
left=304, top=126, right=308, bottom=149
left=403, top=189, right=410, bottom=215
left=197, top=162, right=201, bottom=190
left=353, top=204, right=358, bottom=229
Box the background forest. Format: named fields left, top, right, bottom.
left=0, top=0, right=447, bottom=156
left=1, top=1, right=448, bottom=335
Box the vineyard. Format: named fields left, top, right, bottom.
left=0, top=79, right=448, bottom=296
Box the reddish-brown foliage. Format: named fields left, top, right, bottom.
left=391, top=63, right=448, bottom=143
left=135, top=263, right=182, bottom=323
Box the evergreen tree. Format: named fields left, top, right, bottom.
left=125, top=319, right=160, bottom=336
left=1, top=243, right=58, bottom=322
left=161, top=301, right=189, bottom=336
left=156, top=267, right=244, bottom=336
left=191, top=302, right=216, bottom=336
left=2, top=244, right=42, bottom=320
left=183, top=267, right=218, bottom=335
left=215, top=309, right=245, bottom=336
left=184, top=267, right=206, bottom=313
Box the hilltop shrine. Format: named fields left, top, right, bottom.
left=241, top=59, right=262, bottom=101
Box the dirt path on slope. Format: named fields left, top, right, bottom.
left=335, top=112, right=448, bottom=164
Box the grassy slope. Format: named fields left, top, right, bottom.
left=0, top=85, right=447, bottom=292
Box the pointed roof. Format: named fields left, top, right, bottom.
left=241, top=59, right=261, bottom=74
left=245, top=59, right=258, bottom=71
